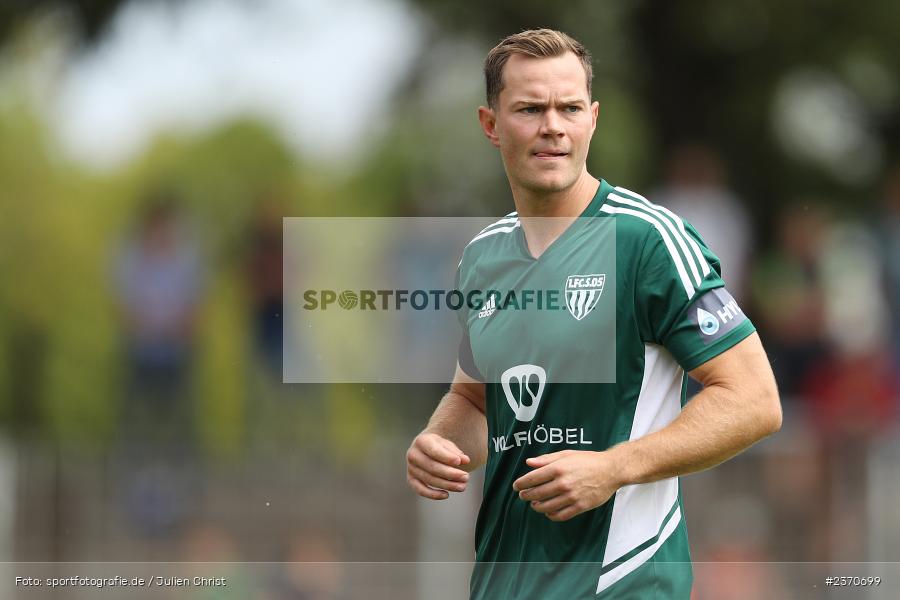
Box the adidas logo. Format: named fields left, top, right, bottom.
left=478, top=295, right=497, bottom=319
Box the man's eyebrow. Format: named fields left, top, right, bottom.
left=508, top=98, right=544, bottom=106
left=509, top=98, right=588, bottom=107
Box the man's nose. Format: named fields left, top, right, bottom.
left=539, top=109, right=565, bottom=136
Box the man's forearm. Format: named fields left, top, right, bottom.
left=424, top=390, right=488, bottom=472
left=608, top=383, right=781, bottom=487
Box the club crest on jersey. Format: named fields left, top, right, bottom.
left=564, top=273, right=605, bottom=321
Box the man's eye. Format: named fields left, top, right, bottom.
left=521, top=107, right=540, bottom=114
left=566, top=106, right=580, bottom=113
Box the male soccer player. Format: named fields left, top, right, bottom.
left=406, top=29, right=781, bottom=599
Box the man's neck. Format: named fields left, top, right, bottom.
left=511, top=171, right=600, bottom=259
left=511, top=171, right=599, bottom=218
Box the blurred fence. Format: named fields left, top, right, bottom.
left=1, top=399, right=900, bottom=598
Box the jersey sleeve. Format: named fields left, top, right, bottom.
left=634, top=220, right=755, bottom=372
left=454, top=252, right=484, bottom=381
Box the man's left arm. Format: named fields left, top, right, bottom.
left=514, top=332, right=781, bottom=521
left=611, top=331, right=781, bottom=482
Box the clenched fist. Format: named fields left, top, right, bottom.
left=406, top=432, right=471, bottom=500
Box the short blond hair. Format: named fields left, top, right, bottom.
left=484, top=29, right=593, bottom=110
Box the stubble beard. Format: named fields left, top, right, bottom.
left=515, top=161, right=581, bottom=195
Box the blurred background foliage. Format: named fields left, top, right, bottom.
left=1, top=0, right=899, bottom=451
left=0, top=0, right=899, bottom=579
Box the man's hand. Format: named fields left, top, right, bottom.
left=513, top=450, right=622, bottom=521
left=406, top=432, right=472, bottom=500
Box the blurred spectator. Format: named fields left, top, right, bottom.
left=387, top=220, right=461, bottom=380
left=244, top=195, right=321, bottom=458
left=654, top=143, right=753, bottom=301
left=180, top=522, right=255, bottom=600
left=746, top=212, right=900, bottom=564
left=181, top=521, right=240, bottom=562
left=691, top=496, right=788, bottom=600
left=114, top=190, right=205, bottom=436
left=802, top=220, right=896, bottom=440
left=112, top=189, right=206, bottom=537
left=797, top=218, right=898, bottom=562
left=748, top=203, right=829, bottom=398
left=268, top=528, right=345, bottom=600
left=875, top=164, right=900, bottom=368
left=246, top=197, right=284, bottom=377
left=759, top=421, right=829, bottom=561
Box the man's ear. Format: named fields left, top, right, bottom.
left=478, top=106, right=501, bottom=148
left=590, top=100, right=599, bottom=133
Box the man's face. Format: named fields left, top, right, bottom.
left=480, top=52, right=599, bottom=194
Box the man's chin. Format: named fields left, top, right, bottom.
left=522, top=175, right=577, bottom=194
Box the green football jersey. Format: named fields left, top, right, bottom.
left=456, top=179, right=755, bottom=599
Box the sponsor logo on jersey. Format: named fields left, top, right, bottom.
left=491, top=425, right=593, bottom=453
left=501, top=364, right=546, bottom=422
left=697, top=308, right=720, bottom=335
left=494, top=363, right=594, bottom=452
left=691, top=288, right=746, bottom=342
left=564, top=273, right=605, bottom=321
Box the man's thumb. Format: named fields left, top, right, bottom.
left=442, top=439, right=470, bottom=465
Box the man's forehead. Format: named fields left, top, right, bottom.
left=500, top=53, right=589, bottom=100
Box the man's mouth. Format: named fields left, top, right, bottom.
left=533, top=151, right=568, bottom=159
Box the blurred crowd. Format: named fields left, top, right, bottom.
left=2, top=1, right=899, bottom=598
left=655, top=144, right=900, bottom=598
left=5, top=143, right=900, bottom=599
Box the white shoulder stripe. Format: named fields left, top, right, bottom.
left=614, top=186, right=711, bottom=277
left=466, top=221, right=521, bottom=247
left=459, top=213, right=520, bottom=265
left=475, top=216, right=519, bottom=236
left=608, top=193, right=702, bottom=286
left=600, top=205, right=694, bottom=298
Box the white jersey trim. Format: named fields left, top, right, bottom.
left=608, top=192, right=702, bottom=286
left=614, top=186, right=711, bottom=278
left=475, top=216, right=519, bottom=235
left=458, top=213, right=521, bottom=266
left=600, top=204, right=695, bottom=298
left=596, top=506, right=683, bottom=594
left=598, top=344, right=684, bottom=594
left=466, top=220, right=520, bottom=247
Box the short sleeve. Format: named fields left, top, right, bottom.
left=458, top=330, right=484, bottom=381
left=454, top=253, right=484, bottom=381
left=634, top=221, right=755, bottom=372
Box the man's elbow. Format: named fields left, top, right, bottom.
left=757, top=382, right=782, bottom=437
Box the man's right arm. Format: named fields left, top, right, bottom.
left=406, top=364, right=487, bottom=500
